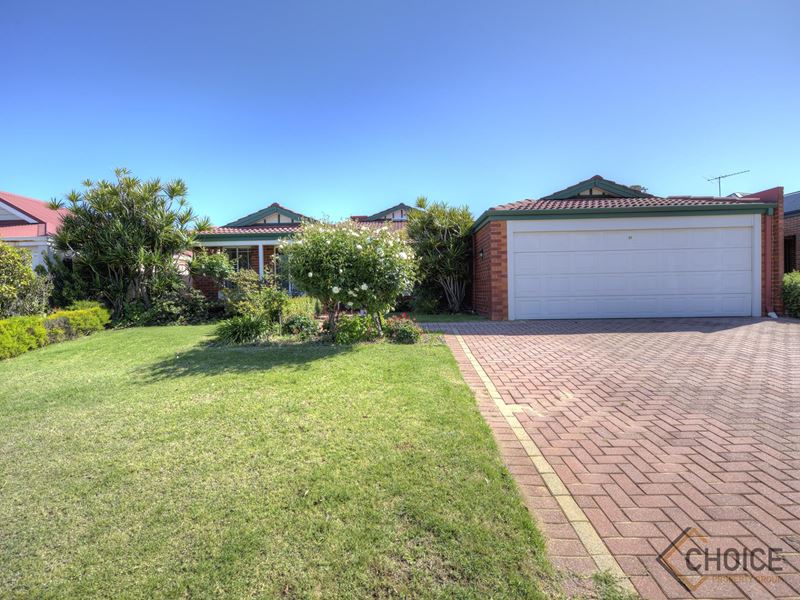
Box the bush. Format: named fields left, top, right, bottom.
left=283, top=314, right=318, bottom=339
left=9, top=272, right=53, bottom=317
left=783, top=271, right=800, bottom=317
left=44, top=254, right=92, bottom=309
left=384, top=315, right=422, bottom=344
left=222, top=270, right=289, bottom=322
left=117, top=272, right=211, bottom=326
left=334, top=314, right=376, bottom=345
left=283, top=296, right=321, bottom=320
left=280, top=221, right=417, bottom=330
left=46, top=306, right=111, bottom=338
left=407, top=198, right=473, bottom=313
left=0, top=316, right=48, bottom=359
left=67, top=300, right=105, bottom=310
left=0, top=306, right=110, bottom=360
left=215, top=314, right=271, bottom=345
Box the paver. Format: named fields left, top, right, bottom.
left=437, top=318, right=800, bottom=599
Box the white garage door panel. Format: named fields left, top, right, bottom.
left=509, top=217, right=759, bottom=319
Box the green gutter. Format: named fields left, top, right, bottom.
left=471, top=203, right=776, bottom=233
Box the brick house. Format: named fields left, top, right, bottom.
left=783, top=191, right=799, bottom=274
left=0, top=191, right=69, bottom=268
left=472, top=176, right=784, bottom=320
left=192, top=202, right=414, bottom=297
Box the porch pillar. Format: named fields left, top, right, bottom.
left=258, top=243, right=265, bottom=278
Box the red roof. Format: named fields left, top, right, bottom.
left=202, top=223, right=302, bottom=235
left=492, top=195, right=766, bottom=211
left=0, top=191, right=69, bottom=237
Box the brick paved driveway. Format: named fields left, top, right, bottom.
left=439, top=318, right=800, bottom=599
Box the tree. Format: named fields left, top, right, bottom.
left=406, top=197, right=473, bottom=313
left=0, top=242, right=36, bottom=318
left=51, top=169, right=211, bottom=317
left=280, top=221, right=417, bottom=331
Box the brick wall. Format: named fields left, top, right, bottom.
left=472, top=221, right=508, bottom=320
left=785, top=213, right=800, bottom=273
left=754, top=187, right=784, bottom=315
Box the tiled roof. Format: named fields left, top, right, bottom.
left=785, top=191, right=800, bottom=215
left=492, top=196, right=766, bottom=211
left=201, top=223, right=302, bottom=235
left=0, top=191, right=69, bottom=235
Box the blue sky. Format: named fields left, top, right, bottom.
left=1, top=0, right=798, bottom=224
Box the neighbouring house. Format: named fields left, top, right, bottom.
left=0, top=191, right=69, bottom=268
left=472, top=175, right=784, bottom=320
left=192, top=201, right=414, bottom=297
left=783, top=190, right=799, bottom=274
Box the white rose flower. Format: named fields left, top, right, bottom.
left=399, top=251, right=408, bottom=259
left=356, top=244, right=363, bottom=250
left=339, top=268, right=343, bottom=273
left=332, top=286, right=340, bottom=294
left=360, top=283, right=368, bottom=291
left=308, top=272, right=313, bottom=278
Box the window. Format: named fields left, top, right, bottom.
left=786, top=236, right=797, bottom=274
left=225, top=247, right=251, bottom=271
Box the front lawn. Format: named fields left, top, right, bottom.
left=0, top=326, right=558, bottom=598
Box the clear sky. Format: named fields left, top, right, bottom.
left=1, top=0, right=798, bottom=224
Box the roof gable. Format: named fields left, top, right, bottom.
left=543, top=175, right=654, bottom=200
left=364, top=202, right=415, bottom=221
left=225, top=202, right=308, bottom=227
left=0, top=191, right=69, bottom=235
left=785, top=191, right=800, bottom=215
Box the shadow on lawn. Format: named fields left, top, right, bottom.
left=141, top=340, right=353, bottom=381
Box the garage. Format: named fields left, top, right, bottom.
left=471, top=176, right=784, bottom=321
left=508, top=215, right=760, bottom=319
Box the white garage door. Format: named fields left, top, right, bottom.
left=508, top=215, right=761, bottom=319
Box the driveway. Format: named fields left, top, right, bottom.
left=437, top=318, right=800, bottom=599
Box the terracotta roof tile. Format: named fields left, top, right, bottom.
left=202, top=224, right=302, bottom=235
left=492, top=196, right=767, bottom=211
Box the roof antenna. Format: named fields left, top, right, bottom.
left=705, top=170, right=750, bottom=196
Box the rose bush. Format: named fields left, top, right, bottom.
left=280, top=222, right=417, bottom=331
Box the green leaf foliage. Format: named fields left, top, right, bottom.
left=783, top=270, right=800, bottom=317
left=406, top=200, right=473, bottom=313
left=52, top=168, right=210, bottom=318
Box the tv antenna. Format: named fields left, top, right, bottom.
left=705, top=170, right=750, bottom=196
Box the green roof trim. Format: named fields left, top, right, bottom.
left=225, top=204, right=306, bottom=227
left=194, top=232, right=293, bottom=242
left=543, top=176, right=653, bottom=200
left=366, top=203, right=415, bottom=221
left=472, top=203, right=776, bottom=233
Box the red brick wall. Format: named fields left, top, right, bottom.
left=754, top=187, right=784, bottom=315
left=785, top=213, right=800, bottom=273
left=472, top=221, right=508, bottom=320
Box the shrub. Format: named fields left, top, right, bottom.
left=190, top=250, right=234, bottom=284
left=46, top=306, right=111, bottom=337
left=9, top=272, right=53, bottom=317
left=215, top=314, right=271, bottom=345
left=117, top=272, right=211, bottom=326
left=280, top=221, right=417, bottom=331
left=67, top=300, right=105, bottom=310
left=283, top=314, right=318, bottom=339
left=0, top=316, right=48, bottom=359
left=283, top=296, right=321, bottom=320
left=783, top=271, right=800, bottom=317
left=334, top=314, right=376, bottom=345
left=384, top=315, right=422, bottom=344
left=43, top=254, right=92, bottom=309
left=222, top=269, right=289, bottom=322
left=406, top=198, right=473, bottom=313
left=51, top=168, right=212, bottom=318
left=0, top=242, right=36, bottom=318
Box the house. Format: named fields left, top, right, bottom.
left=472, top=175, right=784, bottom=320
left=783, top=191, right=799, bottom=273
left=0, top=191, right=69, bottom=268
left=192, top=201, right=413, bottom=297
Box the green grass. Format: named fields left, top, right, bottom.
left=0, top=326, right=560, bottom=599
left=393, top=312, right=486, bottom=323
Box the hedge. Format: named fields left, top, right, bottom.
left=783, top=271, right=800, bottom=318
left=0, top=305, right=110, bottom=360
